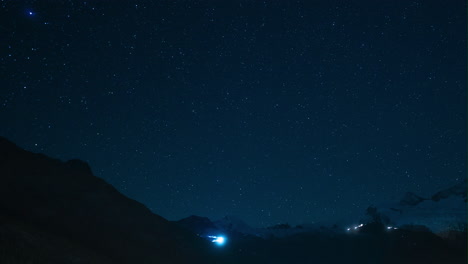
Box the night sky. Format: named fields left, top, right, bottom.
left=1, top=0, right=466, bottom=227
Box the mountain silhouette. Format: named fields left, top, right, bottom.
left=1, top=136, right=465, bottom=264
left=399, top=192, right=427, bottom=206
left=0, top=136, right=213, bottom=263
left=432, top=179, right=467, bottom=202
left=373, top=180, right=467, bottom=234
left=176, top=215, right=221, bottom=235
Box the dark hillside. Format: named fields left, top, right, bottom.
left=0, top=136, right=213, bottom=263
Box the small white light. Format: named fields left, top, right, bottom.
left=347, top=228, right=351, bottom=231
left=387, top=226, right=392, bottom=230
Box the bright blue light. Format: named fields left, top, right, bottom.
left=214, top=236, right=225, bottom=245
left=208, top=235, right=226, bottom=246
left=27, top=10, right=35, bottom=16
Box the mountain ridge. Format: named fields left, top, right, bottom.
left=0, top=136, right=213, bottom=263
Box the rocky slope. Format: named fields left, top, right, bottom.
left=0, top=136, right=213, bottom=263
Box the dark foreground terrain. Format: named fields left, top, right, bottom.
left=0, top=136, right=466, bottom=263
left=207, top=223, right=467, bottom=264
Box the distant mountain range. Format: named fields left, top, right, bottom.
left=175, top=214, right=340, bottom=239
left=175, top=181, right=466, bottom=238
left=373, top=179, right=466, bottom=234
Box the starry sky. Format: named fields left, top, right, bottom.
left=1, top=0, right=466, bottom=227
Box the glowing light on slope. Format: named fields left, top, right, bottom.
left=346, top=223, right=365, bottom=232
left=208, top=235, right=226, bottom=246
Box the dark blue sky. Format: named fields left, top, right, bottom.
left=1, top=0, right=466, bottom=227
